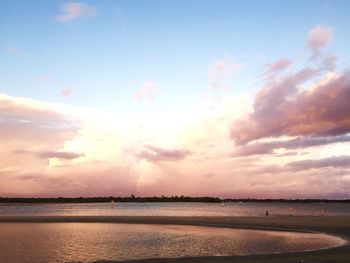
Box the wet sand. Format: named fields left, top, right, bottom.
left=0, top=215, right=349, bottom=262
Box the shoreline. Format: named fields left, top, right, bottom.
left=2, top=198, right=350, bottom=204
left=1, top=215, right=350, bottom=262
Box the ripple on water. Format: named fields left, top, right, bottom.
left=0, top=223, right=346, bottom=263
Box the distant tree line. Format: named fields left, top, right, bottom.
left=222, top=198, right=350, bottom=203
left=0, top=196, right=349, bottom=203
left=0, top=195, right=221, bottom=203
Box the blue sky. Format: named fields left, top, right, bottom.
left=1, top=0, right=349, bottom=112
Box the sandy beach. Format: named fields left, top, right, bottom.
left=1, top=215, right=349, bottom=262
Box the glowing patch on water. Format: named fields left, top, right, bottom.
left=0, top=223, right=346, bottom=263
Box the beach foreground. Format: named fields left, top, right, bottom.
left=0, top=215, right=349, bottom=263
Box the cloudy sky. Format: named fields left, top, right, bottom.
left=1, top=0, right=350, bottom=198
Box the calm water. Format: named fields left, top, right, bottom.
left=0, top=202, right=350, bottom=216
left=0, top=223, right=345, bottom=263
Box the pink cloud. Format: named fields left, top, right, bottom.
left=267, top=58, right=293, bottom=73
left=137, top=145, right=191, bottom=162
left=7, top=166, right=139, bottom=198
left=232, top=71, right=350, bottom=144
left=0, top=93, right=78, bottom=124
left=231, top=135, right=350, bottom=157
left=321, top=52, right=337, bottom=71
left=0, top=94, right=140, bottom=197
left=0, top=94, right=82, bottom=192
left=287, top=155, right=350, bottom=171
left=231, top=67, right=318, bottom=144
left=134, top=81, right=159, bottom=101
left=54, top=2, right=96, bottom=23
left=37, top=151, right=83, bottom=160
left=15, top=150, right=83, bottom=160
left=208, top=55, right=241, bottom=90
left=61, top=88, right=73, bottom=98
left=307, top=25, right=333, bottom=57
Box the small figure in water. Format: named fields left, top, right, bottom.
left=265, top=210, right=269, bottom=216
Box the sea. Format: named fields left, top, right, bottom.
left=0, top=201, right=349, bottom=217
left=0, top=202, right=349, bottom=263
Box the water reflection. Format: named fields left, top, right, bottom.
left=0, top=223, right=345, bottom=263
left=1, top=202, right=350, bottom=217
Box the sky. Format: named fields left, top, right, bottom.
left=1, top=0, right=350, bottom=198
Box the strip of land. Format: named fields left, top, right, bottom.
left=1, top=196, right=350, bottom=203
left=0, top=215, right=349, bottom=262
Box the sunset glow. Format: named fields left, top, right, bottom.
left=1, top=0, right=350, bottom=198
